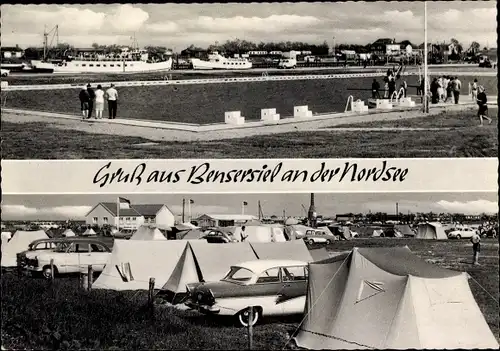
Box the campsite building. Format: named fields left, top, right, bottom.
left=85, top=202, right=175, bottom=230
left=195, top=214, right=258, bottom=228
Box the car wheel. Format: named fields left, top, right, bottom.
left=456, top=234, right=461, bottom=240
left=308, top=239, right=315, bottom=245
left=237, top=307, right=260, bottom=327
left=326, top=239, right=332, bottom=245
left=42, top=265, right=57, bottom=279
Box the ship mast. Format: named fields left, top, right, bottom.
left=43, top=25, right=59, bottom=61
left=308, top=193, right=317, bottom=228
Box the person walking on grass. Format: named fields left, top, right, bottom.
left=471, top=78, right=478, bottom=102
left=94, top=84, right=105, bottom=119
left=476, top=86, right=492, bottom=126
left=470, top=230, right=481, bottom=265
left=86, top=84, right=95, bottom=119
left=106, top=83, right=118, bottom=119
left=371, top=79, right=381, bottom=99
left=78, top=86, right=90, bottom=119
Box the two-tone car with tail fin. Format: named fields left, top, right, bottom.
left=184, top=259, right=309, bottom=327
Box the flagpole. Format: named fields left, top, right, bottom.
left=423, top=1, right=428, bottom=113
left=116, top=197, right=120, bottom=232
left=188, top=199, right=191, bottom=223
left=242, top=202, right=244, bottom=215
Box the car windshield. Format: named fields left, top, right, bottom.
left=222, top=266, right=254, bottom=284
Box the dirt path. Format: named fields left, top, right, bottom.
left=2, top=106, right=460, bottom=142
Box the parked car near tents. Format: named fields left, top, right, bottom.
left=16, top=238, right=66, bottom=269
left=447, top=227, right=478, bottom=239
left=25, top=238, right=112, bottom=279
left=302, top=229, right=336, bottom=245
left=184, top=259, right=309, bottom=327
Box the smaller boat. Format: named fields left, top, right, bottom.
left=190, top=52, right=252, bottom=70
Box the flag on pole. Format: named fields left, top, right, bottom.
left=243, top=201, right=248, bottom=206
left=190, top=199, right=195, bottom=204
left=118, top=197, right=131, bottom=209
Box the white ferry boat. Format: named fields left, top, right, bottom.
left=190, top=52, right=252, bottom=70
left=31, top=47, right=173, bottom=74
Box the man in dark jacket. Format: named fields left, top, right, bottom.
left=371, top=79, right=381, bottom=99
left=78, top=86, right=90, bottom=119
left=86, top=83, right=96, bottom=119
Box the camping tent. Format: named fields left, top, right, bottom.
left=163, top=241, right=258, bottom=296
left=395, top=224, right=415, bottom=237
left=82, top=228, right=97, bottom=236
left=129, top=226, right=167, bottom=241
left=93, top=240, right=187, bottom=290
left=177, top=229, right=206, bottom=240
left=294, top=246, right=499, bottom=350
left=1, top=232, right=12, bottom=241
left=1, top=230, right=49, bottom=267
left=372, top=229, right=384, bottom=237
left=285, top=225, right=316, bottom=240
left=234, top=225, right=286, bottom=242
left=62, top=229, right=76, bottom=237
left=250, top=240, right=313, bottom=262
left=417, top=222, right=448, bottom=240
left=309, top=247, right=331, bottom=262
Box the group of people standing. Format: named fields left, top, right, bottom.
left=429, top=76, right=462, bottom=104
left=79, top=83, right=119, bottom=120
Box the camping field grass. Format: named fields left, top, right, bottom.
left=2, top=107, right=498, bottom=158
left=2, top=238, right=498, bottom=349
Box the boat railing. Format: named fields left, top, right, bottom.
left=344, top=95, right=354, bottom=112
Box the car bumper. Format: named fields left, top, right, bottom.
left=26, top=266, right=43, bottom=272
left=185, top=299, right=220, bottom=314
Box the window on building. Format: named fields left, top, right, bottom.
left=92, top=217, right=98, bottom=223
left=103, top=217, right=108, bottom=224
left=126, top=217, right=130, bottom=221
left=132, top=217, right=136, bottom=221
left=150, top=218, right=156, bottom=223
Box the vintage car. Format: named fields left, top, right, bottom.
left=1, top=69, right=10, bottom=77
left=184, top=260, right=308, bottom=327
left=25, top=238, right=112, bottom=279
left=302, top=229, right=335, bottom=245
left=201, top=229, right=237, bottom=243
left=16, top=238, right=67, bottom=268
left=448, top=227, right=478, bottom=239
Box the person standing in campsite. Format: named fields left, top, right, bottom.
left=86, top=84, right=96, bottom=119
left=78, top=86, right=90, bottom=119
left=471, top=78, right=478, bottom=102
left=476, top=86, right=492, bottom=126
left=94, top=84, right=105, bottom=119
left=371, top=79, right=381, bottom=99
left=388, top=77, right=396, bottom=99
left=106, top=83, right=118, bottom=119
left=470, top=230, right=481, bottom=265
left=452, top=76, right=461, bottom=104
left=240, top=226, right=248, bottom=242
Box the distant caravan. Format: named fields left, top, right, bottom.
left=190, top=52, right=252, bottom=70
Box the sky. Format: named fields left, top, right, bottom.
left=1, top=2, right=496, bottom=50
left=1, top=192, right=497, bottom=221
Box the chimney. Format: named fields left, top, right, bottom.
left=308, top=193, right=317, bottom=228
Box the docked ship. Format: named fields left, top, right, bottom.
left=31, top=47, right=173, bottom=74
left=190, top=52, right=252, bottom=70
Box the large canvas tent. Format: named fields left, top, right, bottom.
left=233, top=225, right=286, bottom=242
left=294, top=247, right=499, bottom=350
left=284, top=224, right=316, bottom=240
left=129, top=226, right=167, bottom=241
left=417, top=222, right=448, bottom=240
left=177, top=229, right=206, bottom=240
left=93, top=240, right=187, bottom=290
left=1, top=230, right=49, bottom=267
left=163, top=241, right=258, bottom=296
left=250, top=240, right=313, bottom=262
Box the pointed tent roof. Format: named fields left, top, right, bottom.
left=129, top=226, right=167, bottom=241
left=93, top=240, right=188, bottom=290
left=294, top=246, right=498, bottom=350
left=62, top=229, right=76, bottom=237
left=83, top=228, right=96, bottom=236
left=249, top=240, right=313, bottom=262
left=1, top=230, right=49, bottom=267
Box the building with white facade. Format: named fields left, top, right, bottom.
left=85, top=202, right=175, bottom=230
left=194, top=214, right=258, bottom=228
